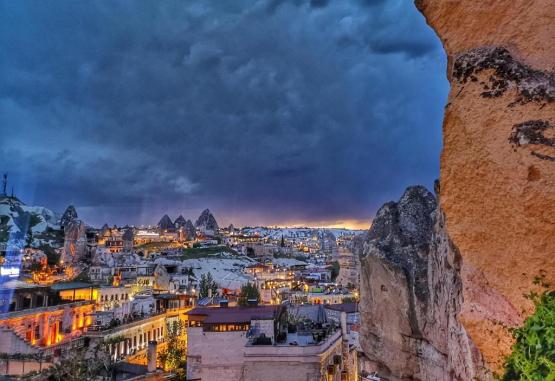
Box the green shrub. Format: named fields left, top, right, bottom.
left=502, top=290, right=555, bottom=381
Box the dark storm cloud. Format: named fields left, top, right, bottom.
left=310, top=0, right=330, bottom=8
left=357, top=0, right=388, bottom=8
left=0, top=0, right=447, bottom=227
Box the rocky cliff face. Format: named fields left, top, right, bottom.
left=414, top=0, right=555, bottom=370
left=359, top=186, right=490, bottom=380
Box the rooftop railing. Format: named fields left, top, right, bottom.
left=244, top=330, right=341, bottom=357
left=85, top=312, right=166, bottom=337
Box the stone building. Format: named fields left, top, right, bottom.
left=0, top=280, right=94, bottom=359
left=186, top=304, right=357, bottom=381
left=122, top=228, right=134, bottom=253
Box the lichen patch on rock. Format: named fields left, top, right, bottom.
left=453, top=47, right=555, bottom=104
left=509, top=120, right=555, bottom=161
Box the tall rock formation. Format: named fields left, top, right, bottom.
left=62, top=219, right=87, bottom=264
left=195, top=209, right=219, bottom=235
left=174, top=215, right=187, bottom=229
left=359, top=186, right=490, bottom=380
left=183, top=219, right=196, bottom=240
left=60, top=205, right=78, bottom=229
left=415, top=0, right=555, bottom=370
left=59, top=205, right=87, bottom=264
left=158, top=214, right=175, bottom=231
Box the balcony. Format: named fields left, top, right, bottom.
left=85, top=312, right=166, bottom=337
left=0, top=300, right=93, bottom=321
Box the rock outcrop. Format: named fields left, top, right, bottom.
left=62, top=219, right=87, bottom=264
left=415, top=0, right=555, bottom=370
left=174, top=215, right=187, bottom=229
left=359, top=186, right=490, bottom=380
left=183, top=219, right=196, bottom=240
left=195, top=209, right=219, bottom=234
left=60, top=205, right=78, bottom=228
left=158, top=214, right=175, bottom=231
left=0, top=197, right=60, bottom=247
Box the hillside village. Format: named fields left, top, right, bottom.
left=0, top=186, right=365, bottom=380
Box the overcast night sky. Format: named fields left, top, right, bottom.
left=0, top=0, right=448, bottom=229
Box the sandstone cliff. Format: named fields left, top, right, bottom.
left=359, top=186, right=490, bottom=380
left=414, top=0, right=555, bottom=371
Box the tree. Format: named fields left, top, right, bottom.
left=328, top=261, right=340, bottom=281
left=159, top=320, right=187, bottom=379
left=238, top=282, right=260, bottom=306
left=40, top=244, right=60, bottom=266
left=28, top=261, right=43, bottom=274
left=38, top=344, right=114, bottom=381
left=280, top=235, right=285, bottom=247
left=25, top=214, right=42, bottom=248
left=0, top=225, right=9, bottom=242
left=199, top=272, right=218, bottom=297
left=11, top=210, right=41, bottom=248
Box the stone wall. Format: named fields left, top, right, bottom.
left=186, top=328, right=247, bottom=381
left=0, top=359, right=53, bottom=376
left=186, top=326, right=349, bottom=381
left=0, top=328, right=38, bottom=354
left=243, top=360, right=323, bottom=381
left=243, top=330, right=344, bottom=381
